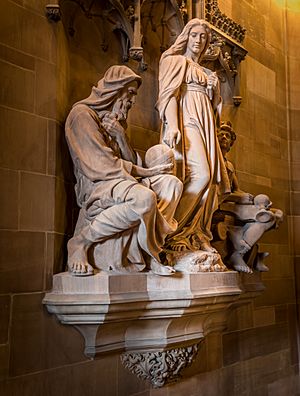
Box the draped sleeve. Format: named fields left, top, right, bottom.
left=156, top=55, right=187, bottom=120
left=65, top=104, right=135, bottom=183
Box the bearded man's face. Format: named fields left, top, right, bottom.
left=113, top=82, right=138, bottom=121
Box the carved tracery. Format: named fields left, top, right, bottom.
left=48, top=1, right=248, bottom=102
left=141, top=0, right=184, bottom=53
left=205, top=0, right=246, bottom=43
left=57, top=0, right=148, bottom=67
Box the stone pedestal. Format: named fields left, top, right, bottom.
left=43, top=271, right=264, bottom=387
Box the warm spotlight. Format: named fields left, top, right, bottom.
left=274, top=0, right=300, bottom=11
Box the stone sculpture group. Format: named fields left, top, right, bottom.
left=65, top=19, right=282, bottom=277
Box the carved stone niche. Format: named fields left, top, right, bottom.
left=52, top=0, right=147, bottom=70
left=43, top=271, right=264, bottom=387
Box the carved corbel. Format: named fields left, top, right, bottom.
left=121, top=343, right=200, bottom=388
left=112, top=0, right=148, bottom=69
left=45, top=3, right=61, bottom=22
left=232, top=96, right=242, bottom=107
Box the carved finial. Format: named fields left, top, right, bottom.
left=126, top=5, right=135, bottom=28
left=129, top=46, right=143, bottom=61
left=233, top=96, right=242, bottom=106
left=179, top=1, right=188, bottom=24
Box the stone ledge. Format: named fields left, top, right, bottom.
left=43, top=270, right=264, bottom=387
left=43, top=271, right=263, bottom=357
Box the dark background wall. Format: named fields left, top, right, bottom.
left=0, top=1, right=299, bottom=395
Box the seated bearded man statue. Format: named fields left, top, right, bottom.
left=65, top=65, right=183, bottom=276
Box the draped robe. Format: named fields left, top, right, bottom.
left=157, top=55, right=230, bottom=247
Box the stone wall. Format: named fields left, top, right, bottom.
left=0, top=1, right=299, bottom=395
left=287, top=0, right=300, bottom=338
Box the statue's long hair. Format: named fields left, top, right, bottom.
left=160, top=18, right=211, bottom=63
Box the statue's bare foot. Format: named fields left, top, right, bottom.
left=67, top=235, right=94, bottom=276
left=255, top=252, right=269, bottom=272
left=255, top=262, right=269, bottom=272
left=200, top=241, right=218, bottom=254
left=172, top=243, right=187, bottom=252
left=192, top=234, right=217, bottom=253
left=232, top=262, right=252, bottom=274
left=229, top=252, right=252, bottom=274
left=150, top=258, right=176, bottom=276
left=68, top=261, right=94, bottom=276
left=167, top=239, right=191, bottom=252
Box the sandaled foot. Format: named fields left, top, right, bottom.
left=150, top=259, right=176, bottom=276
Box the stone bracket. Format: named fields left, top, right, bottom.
left=43, top=271, right=264, bottom=387
left=45, top=4, right=61, bottom=22
left=121, top=343, right=200, bottom=388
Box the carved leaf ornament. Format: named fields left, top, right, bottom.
left=121, top=344, right=199, bottom=388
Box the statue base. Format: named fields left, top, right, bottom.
left=43, top=270, right=264, bottom=386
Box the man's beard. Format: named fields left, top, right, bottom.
left=112, top=98, right=130, bottom=122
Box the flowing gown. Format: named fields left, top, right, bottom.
left=157, top=55, right=230, bottom=249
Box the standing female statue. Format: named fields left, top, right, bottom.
left=157, top=18, right=230, bottom=253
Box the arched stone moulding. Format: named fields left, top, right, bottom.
left=43, top=271, right=264, bottom=387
